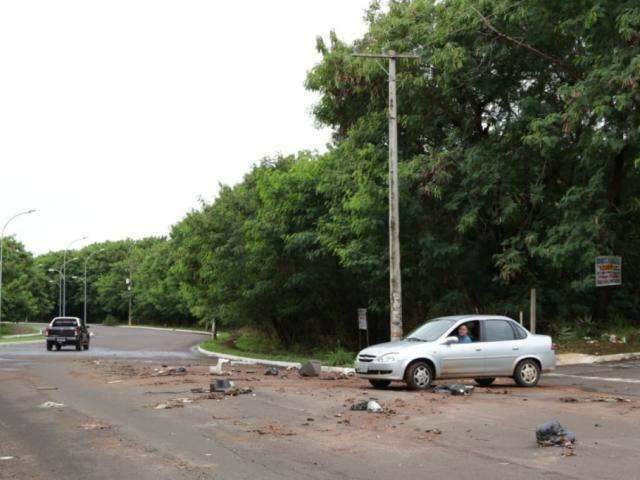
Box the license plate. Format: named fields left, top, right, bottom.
left=57, top=337, right=67, bottom=343
left=356, top=366, right=367, bottom=374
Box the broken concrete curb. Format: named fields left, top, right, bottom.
left=196, top=346, right=355, bottom=375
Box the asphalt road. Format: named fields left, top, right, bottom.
left=2, top=325, right=640, bottom=480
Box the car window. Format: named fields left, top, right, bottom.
left=511, top=322, right=528, bottom=340
left=483, top=320, right=516, bottom=342
left=450, top=321, right=480, bottom=343
left=53, top=319, right=78, bottom=327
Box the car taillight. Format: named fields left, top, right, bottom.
left=75, top=327, right=80, bottom=335
left=44, top=328, right=49, bottom=336
left=551, top=343, right=556, bottom=351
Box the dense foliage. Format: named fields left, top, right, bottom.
left=2, top=0, right=639, bottom=347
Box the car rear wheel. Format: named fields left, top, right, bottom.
left=404, top=361, right=433, bottom=390
left=46, top=342, right=53, bottom=351
left=75, top=342, right=82, bottom=351
left=513, top=359, right=540, bottom=387
left=369, top=379, right=391, bottom=389
left=83, top=343, right=89, bottom=351
left=474, top=378, right=496, bottom=387
left=55, top=343, right=61, bottom=351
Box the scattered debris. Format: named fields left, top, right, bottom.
left=210, top=379, right=235, bottom=393
left=424, top=428, right=442, bottom=435
left=36, top=386, right=58, bottom=391
left=432, top=384, right=475, bottom=396
left=560, top=397, right=579, bottom=403
left=264, top=367, right=279, bottom=376
left=536, top=420, right=576, bottom=447
left=350, top=399, right=384, bottom=413
left=595, top=396, right=631, bottom=403
left=155, top=403, right=172, bottom=410
left=167, top=366, right=187, bottom=375
left=251, top=424, right=296, bottom=436
left=0, top=456, right=15, bottom=461
left=190, top=387, right=206, bottom=394
left=299, top=360, right=322, bottom=377
left=39, top=401, right=64, bottom=409
left=79, top=422, right=111, bottom=431
left=107, top=380, right=123, bottom=384
left=606, top=334, right=626, bottom=344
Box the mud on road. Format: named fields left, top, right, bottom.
left=3, top=357, right=639, bottom=480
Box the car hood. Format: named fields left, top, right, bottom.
left=358, top=340, right=421, bottom=357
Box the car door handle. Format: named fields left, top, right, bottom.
left=475, top=348, right=482, bottom=352
left=512, top=346, right=519, bottom=351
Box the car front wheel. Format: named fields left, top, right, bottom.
left=513, top=359, right=540, bottom=387
left=46, top=342, right=53, bottom=351
left=404, top=361, right=433, bottom=390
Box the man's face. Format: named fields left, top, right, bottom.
left=458, top=325, right=468, bottom=337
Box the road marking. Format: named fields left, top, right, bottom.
left=548, top=373, right=640, bottom=384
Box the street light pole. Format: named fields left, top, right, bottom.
left=62, top=236, right=87, bottom=316
left=0, top=209, right=36, bottom=324
left=47, top=268, right=63, bottom=316
left=83, top=249, right=105, bottom=325
left=352, top=50, right=419, bottom=341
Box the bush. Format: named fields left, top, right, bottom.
left=102, top=315, right=120, bottom=326
left=323, top=348, right=355, bottom=366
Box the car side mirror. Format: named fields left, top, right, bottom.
left=444, top=336, right=459, bottom=345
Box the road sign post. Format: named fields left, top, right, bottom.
left=358, top=308, right=369, bottom=349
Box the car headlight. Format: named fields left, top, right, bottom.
left=376, top=352, right=399, bottom=363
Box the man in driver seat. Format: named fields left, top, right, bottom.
left=457, top=324, right=473, bottom=343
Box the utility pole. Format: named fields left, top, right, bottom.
left=62, top=236, right=87, bottom=316
left=352, top=50, right=419, bottom=341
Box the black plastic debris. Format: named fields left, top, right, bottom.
left=536, top=420, right=576, bottom=447
left=264, top=367, right=279, bottom=376
left=432, top=384, right=474, bottom=396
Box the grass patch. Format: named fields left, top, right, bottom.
left=0, top=335, right=43, bottom=344
left=553, top=321, right=640, bottom=355
left=200, top=329, right=356, bottom=366
left=0, top=323, right=40, bottom=336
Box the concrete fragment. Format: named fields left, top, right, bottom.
left=299, top=360, right=322, bottom=377
left=39, top=401, right=64, bottom=409
left=367, top=400, right=383, bottom=413
left=264, top=367, right=279, bottom=376
left=209, top=359, right=230, bottom=375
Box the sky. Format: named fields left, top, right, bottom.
left=0, top=0, right=371, bottom=255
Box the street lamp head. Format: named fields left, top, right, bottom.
left=27, top=209, right=37, bottom=214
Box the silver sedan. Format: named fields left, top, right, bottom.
left=354, top=315, right=555, bottom=389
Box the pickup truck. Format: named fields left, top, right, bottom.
left=44, top=317, right=90, bottom=351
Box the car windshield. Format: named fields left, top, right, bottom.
left=405, top=318, right=458, bottom=342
